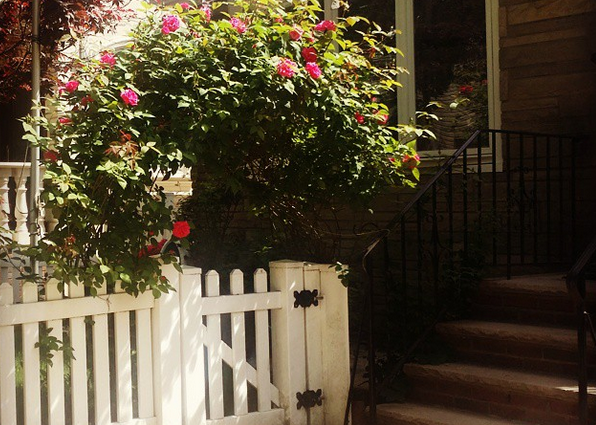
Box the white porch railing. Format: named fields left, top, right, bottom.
left=0, top=261, right=350, bottom=425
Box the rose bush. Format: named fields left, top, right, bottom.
left=26, top=0, right=421, bottom=295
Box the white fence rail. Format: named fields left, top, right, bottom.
left=0, top=261, right=350, bottom=425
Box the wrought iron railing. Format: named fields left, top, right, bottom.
left=346, top=129, right=582, bottom=424
left=566, top=234, right=596, bottom=425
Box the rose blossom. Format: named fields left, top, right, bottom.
left=64, top=80, right=79, bottom=93
left=354, top=112, right=365, bottom=124
left=305, top=62, right=322, bottom=79
left=58, top=117, right=72, bottom=124
left=162, top=15, right=181, bottom=34
left=314, top=20, right=336, bottom=32
left=301, top=47, right=317, bottom=63
left=81, top=95, right=93, bottom=106
left=100, top=53, right=116, bottom=66
left=43, top=150, right=59, bottom=163
left=459, top=85, right=473, bottom=95
left=376, top=113, right=389, bottom=125
left=289, top=25, right=303, bottom=40
left=229, top=17, right=246, bottom=34
left=403, top=154, right=421, bottom=169
left=173, top=221, right=191, bottom=238
left=200, top=4, right=211, bottom=21
left=276, top=58, right=297, bottom=78
left=179, top=2, right=190, bottom=9
left=120, top=89, right=139, bottom=106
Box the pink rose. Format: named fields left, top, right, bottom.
left=314, top=20, right=336, bottom=32
left=354, top=112, right=365, bottom=124
left=274, top=17, right=283, bottom=23
left=305, top=62, right=322, bottom=79
left=301, top=47, right=317, bottom=63
left=162, top=15, right=181, bottom=34
left=100, top=53, right=116, bottom=66
left=276, top=58, right=297, bottom=78
left=289, top=26, right=303, bottom=40
left=200, top=4, right=211, bottom=21
left=229, top=17, right=246, bottom=34
left=403, top=153, right=421, bottom=169
left=64, top=80, right=79, bottom=93
left=179, top=2, right=190, bottom=9
left=120, top=89, right=139, bottom=106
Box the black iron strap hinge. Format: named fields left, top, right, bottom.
left=293, top=289, right=323, bottom=308
left=296, top=389, right=323, bottom=410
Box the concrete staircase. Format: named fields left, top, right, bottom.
left=377, top=274, right=596, bottom=425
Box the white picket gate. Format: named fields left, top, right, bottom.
left=0, top=261, right=350, bottom=425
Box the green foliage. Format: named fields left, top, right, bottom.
left=26, top=0, right=420, bottom=294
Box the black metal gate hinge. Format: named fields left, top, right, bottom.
left=293, top=289, right=322, bottom=308
left=296, top=389, right=323, bottom=410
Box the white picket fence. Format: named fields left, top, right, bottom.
left=0, top=261, right=350, bottom=425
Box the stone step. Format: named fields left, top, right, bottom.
left=435, top=320, right=592, bottom=375
left=403, top=362, right=596, bottom=425
left=471, top=274, right=594, bottom=326
left=377, top=403, right=535, bottom=425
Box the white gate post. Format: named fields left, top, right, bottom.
left=319, top=265, right=350, bottom=425
left=153, top=263, right=183, bottom=425
left=270, top=260, right=308, bottom=425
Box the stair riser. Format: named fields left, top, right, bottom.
left=407, top=375, right=594, bottom=425
left=470, top=304, right=578, bottom=326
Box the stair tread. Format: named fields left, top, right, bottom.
left=481, top=274, right=596, bottom=296
left=404, top=362, right=596, bottom=398
left=481, top=274, right=568, bottom=295
left=436, top=320, right=575, bottom=345
left=377, top=402, right=536, bottom=425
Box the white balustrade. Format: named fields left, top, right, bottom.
left=0, top=162, right=49, bottom=244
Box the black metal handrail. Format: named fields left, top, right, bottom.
left=567, top=234, right=596, bottom=425
left=350, top=128, right=582, bottom=424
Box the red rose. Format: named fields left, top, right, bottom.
left=354, top=112, right=365, bottom=124
left=301, top=47, right=317, bottom=63
left=43, top=150, right=59, bottom=162
left=172, top=221, right=191, bottom=238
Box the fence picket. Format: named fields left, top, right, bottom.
left=22, top=281, right=41, bottom=425
left=205, top=270, right=224, bottom=419
left=152, top=263, right=183, bottom=425
left=254, top=269, right=271, bottom=412
left=304, top=265, right=324, bottom=425
left=230, top=270, right=248, bottom=416
left=179, top=266, right=206, bottom=424
left=0, top=282, right=17, bottom=425
left=68, top=282, right=88, bottom=425
left=136, top=307, right=154, bottom=418
left=92, top=281, right=111, bottom=425
left=45, top=280, right=65, bottom=425
left=114, top=281, right=133, bottom=423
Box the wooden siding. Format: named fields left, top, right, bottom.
left=499, top=0, right=596, bottom=247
